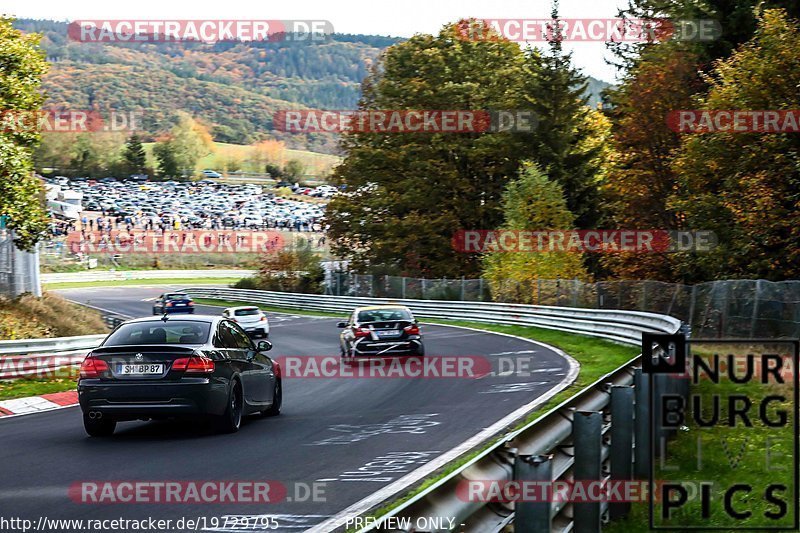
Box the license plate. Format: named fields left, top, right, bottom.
left=377, top=330, right=400, bottom=338
left=117, top=363, right=163, bottom=375
left=175, top=303, right=186, bottom=306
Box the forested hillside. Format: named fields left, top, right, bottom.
left=15, top=19, right=610, bottom=152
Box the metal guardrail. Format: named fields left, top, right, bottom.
left=178, top=287, right=683, bottom=532
left=178, top=288, right=681, bottom=346
left=41, top=269, right=254, bottom=284
left=0, top=335, right=106, bottom=379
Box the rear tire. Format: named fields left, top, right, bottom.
left=262, top=379, right=282, bottom=417
left=217, top=381, right=243, bottom=433
left=83, top=414, right=116, bottom=437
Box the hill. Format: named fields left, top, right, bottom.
left=14, top=19, right=612, bottom=152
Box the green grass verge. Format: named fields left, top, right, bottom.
left=606, top=348, right=796, bottom=532
left=0, top=378, right=77, bottom=400
left=44, top=278, right=241, bottom=290
left=194, top=297, right=640, bottom=525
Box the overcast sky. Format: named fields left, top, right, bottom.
left=5, top=0, right=630, bottom=82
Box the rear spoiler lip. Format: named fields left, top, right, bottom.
left=90, top=344, right=200, bottom=355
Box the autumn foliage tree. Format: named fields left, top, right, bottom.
left=670, top=9, right=800, bottom=280
left=0, top=17, right=49, bottom=249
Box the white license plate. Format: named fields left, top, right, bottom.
left=377, top=330, right=400, bottom=338
left=175, top=303, right=186, bottom=306
left=117, top=363, right=163, bottom=375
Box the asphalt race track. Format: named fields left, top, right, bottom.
left=0, top=286, right=574, bottom=532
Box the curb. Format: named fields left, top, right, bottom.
left=0, top=390, right=79, bottom=418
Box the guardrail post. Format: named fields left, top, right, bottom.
left=514, top=453, right=552, bottom=533
left=573, top=410, right=602, bottom=533
left=610, top=385, right=634, bottom=519
left=634, top=368, right=650, bottom=478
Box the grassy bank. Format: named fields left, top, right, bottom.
left=0, top=294, right=108, bottom=400
left=607, top=345, right=796, bottom=531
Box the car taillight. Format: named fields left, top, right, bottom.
left=260, top=315, right=267, bottom=321
left=165, top=302, right=173, bottom=307
left=187, top=301, right=194, bottom=306
left=172, top=356, right=215, bottom=374
left=404, top=324, right=420, bottom=335
left=353, top=327, right=371, bottom=338
left=79, top=357, right=109, bottom=378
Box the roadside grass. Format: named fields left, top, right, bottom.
left=44, top=278, right=242, bottom=290
left=606, top=345, right=796, bottom=532
left=194, top=297, right=640, bottom=526
left=0, top=376, right=77, bottom=400
left=0, top=292, right=107, bottom=339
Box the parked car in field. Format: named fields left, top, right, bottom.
left=202, top=169, right=222, bottom=178
left=78, top=315, right=280, bottom=436
left=338, top=305, right=424, bottom=358
left=222, top=307, right=269, bottom=338
left=152, top=292, right=195, bottom=315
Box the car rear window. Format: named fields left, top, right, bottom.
left=165, top=293, right=190, bottom=300
left=357, top=308, right=412, bottom=322
left=234, top=308, right=260, bottom=316
left=104, top=321, right=211, bottom=345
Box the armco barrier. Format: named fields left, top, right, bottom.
left=178, top=287, right=681, bottom=346
left=41, top=269, right=254, bottom=284
left=179, top=287, right=683, bottom=532
left=0, top=335, right=105, bottom=379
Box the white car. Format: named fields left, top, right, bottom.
left=222, top=307, right=270, bottom=338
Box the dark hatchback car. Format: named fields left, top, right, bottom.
left=78, top=315, right=282, bottom=437
left=338, top=305, right=424, bottom=358
left=152, top=292, right=195, bottom=315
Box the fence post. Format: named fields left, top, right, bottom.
left=573, top=410, right=603, bottom=532
left=634, top=368, right=650, bottom=479
left=610, top=386, right=634, bottom=519
left=514, top=454, right=553, bottom=533
left=401, top=277, right=406, bottom=299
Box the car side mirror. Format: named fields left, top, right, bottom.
left=336, top=321, right=347, bottom=328
left=257, top=340, right=272, bottom=352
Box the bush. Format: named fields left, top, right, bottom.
left=232, top=277, right=258, bottom=289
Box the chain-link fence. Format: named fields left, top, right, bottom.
left=0, top=229, right=42, bottom=298
left=325, top=273, right=800, bottom=339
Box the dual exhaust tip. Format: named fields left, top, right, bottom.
left=88, top=411, right=103, bottom=419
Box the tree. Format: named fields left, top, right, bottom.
left=600, top=45, right=703, bottom=281
left=265, top=163, right=284, bottom=179
left=123, top=133, right=147, bottom=175
left=325, top=21, right=535, bottom=277
left=284, top=159, right=305, bottom=180
left=169, top=112, right=213, bottom=177
left=670, top=9, right=800, bottom=280
left=0, top=17, right=49, bottom=249
left=523, top=1, right=604, bottom=231
left=153, top=140, right=179, bottom=179
left=246, top=246, right=324, bottom=293
left=482, top=162, right=589, bottom=302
